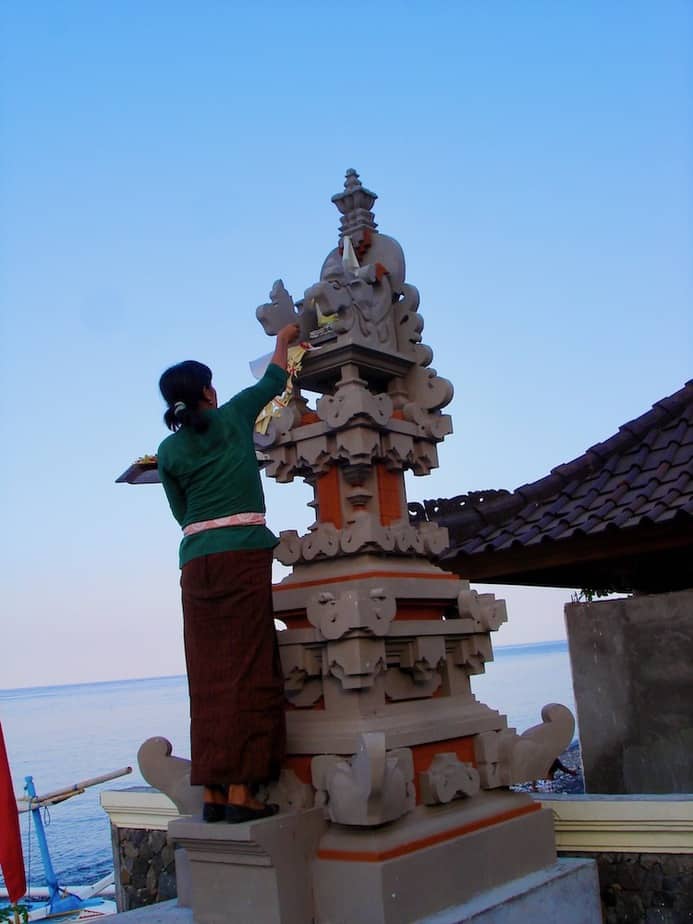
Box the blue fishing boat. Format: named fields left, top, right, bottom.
left=1, top=768, right=131, bottom=922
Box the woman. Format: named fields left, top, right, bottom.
left=157, top=322, right=298, bottom=823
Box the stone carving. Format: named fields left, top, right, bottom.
left=385, top=637, right=445, bottom=700
left=256, top=279, right=301, bottom=336
left=274, top=528, right=304, bottom=565
left=333, top=428, right=381, bottom=470
left=509, top=703, right=576, bottom=783
left=316, top=368, right=393, bottom=428
left=311, top=733, right=415, bottom=826
left=402, top=402, right=453, bottom=441
left=327, top=637, right=386, bottom=690
left=305, top=255, right=398, bottom=349
left=457, top=588, right=508, bottom=632
left=322, top=171, right=406, bottom=303
left=403, top=366, right=454, bottom=415
left=340, top=517, right=396, bottom=555
left=450, top=635, right=494, bottom=675
left=419, top=754, right=481, bottom=805
left=137, top=737, right=201, bottom=816
left=276, top=519, right=449, bottom=564
left=474, top=703, right=576, bottom=788
left=264, top=421, right=454, bottom=492
left=394, top=284, right=433, bottom=364
left=473, top=728, right=518, bottom=789
left=302, top=524, right=341, bottom=561
left=249, top=168, right=461, bottom=564
left=279, top=644, right=323, bottom=707
left=306, top=587, right=395, bottom=639
left=417, top=521, right=450, bottom=556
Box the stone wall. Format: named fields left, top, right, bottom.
left=110, top=825, right=177, bottom=912
left=563, top=851, right=693, bottom=924
left=565, top=589, right=693, bottom=794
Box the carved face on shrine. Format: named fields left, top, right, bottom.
left=304, top=262, right=354, bottom=330
left=304, top=259, right=396, bottom=345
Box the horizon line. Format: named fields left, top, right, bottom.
left=0, top=639, right=568, bottom=696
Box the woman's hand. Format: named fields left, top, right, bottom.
left=271, top=323, right=301, bottom=371
left=277, top=322, right=300, bottom=345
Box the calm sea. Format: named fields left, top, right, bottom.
left=0, top=640, right=575, bottom=889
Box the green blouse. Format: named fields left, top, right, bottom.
left=157, top=363, right=288, bottom=568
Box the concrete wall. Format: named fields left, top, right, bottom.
left=563, top=851, right=693, bottom=924
left=565, top=589, right=693, bottom=794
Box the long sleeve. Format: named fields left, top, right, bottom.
left=159, top=465, right=187, bottom=526
left=221, top=363, right=288, bottom=425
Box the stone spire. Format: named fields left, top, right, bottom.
left=331, top=168, right=378, bottom=239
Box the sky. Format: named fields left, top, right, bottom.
left=1, top=2, right=690, bottom=690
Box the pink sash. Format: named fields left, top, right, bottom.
left=183, top=513, right=266, bottom=537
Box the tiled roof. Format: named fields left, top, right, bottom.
left=414, top=380, right=693, bottom=587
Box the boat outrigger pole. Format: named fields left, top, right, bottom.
left=19, top=767, right=131, bottom=918
left=23, top=777, right=71, bottom=916
left=17, top=768, right=132, bottom=814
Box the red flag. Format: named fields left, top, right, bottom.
left=0, top=722, right=26, bottom=904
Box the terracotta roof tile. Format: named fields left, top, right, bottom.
left=642, top=447, right=679, bottom=471
left=621, top=513, right=646, bottom=530
left=429, top=380, right=693, bottom=559
left=648, top=479, right=677, bottom=502
left=673, top=441, right=693, bottom=465
left=656, top=508, right=682, bottom=522
left=587, top=498, right=617, bottom=521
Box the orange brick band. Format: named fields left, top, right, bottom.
left=316, top=467, right=343, bottom=529
left=316, top=803, right=541, bottom=863
left=376, top=465, right=403, bottom=526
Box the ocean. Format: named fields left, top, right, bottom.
left=0, top=639, right=576, bottom=890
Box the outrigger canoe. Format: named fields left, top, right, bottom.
left=1, top=768, right=132, bottom=922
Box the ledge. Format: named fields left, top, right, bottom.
left=101, top=787, right=179, bottom=830
left=536, top=794, right=693, bottom=854
left=100, top=788, right=693, bottom=854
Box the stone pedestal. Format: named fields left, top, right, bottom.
left=312, top=792, right=556, bottom=924
left=166, top=800, right=603, bottom=924
left=167, top=793, right=560, bottom=924
left=168, top=809, right=326, bottom=924
left=105, top=859, right=603, bottom=924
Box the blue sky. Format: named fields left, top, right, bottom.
left=1, top=1, right=690, bottom=689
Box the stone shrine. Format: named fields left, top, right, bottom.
left=145, top=171, right=586, bottom=924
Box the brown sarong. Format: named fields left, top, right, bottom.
left=180, top=548, right=286, bottom=787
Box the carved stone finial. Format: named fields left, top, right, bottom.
left=331, top=169, right=378, bottom=239
left=137, top=736, right=202, bottom=816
